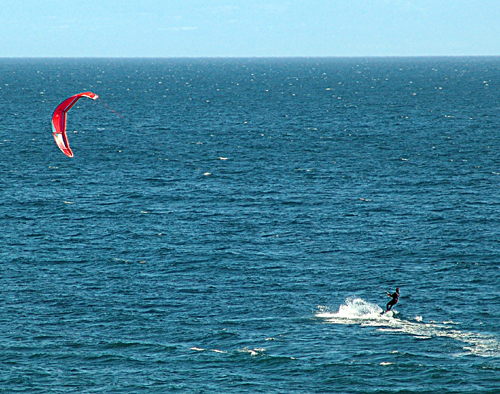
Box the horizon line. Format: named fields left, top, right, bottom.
left=2, top=55, right=500, bottom=60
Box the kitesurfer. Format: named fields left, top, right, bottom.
left=385, top=287, right=400, bottom=312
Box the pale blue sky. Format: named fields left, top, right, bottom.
left=1, top=0, right=500, bottom=57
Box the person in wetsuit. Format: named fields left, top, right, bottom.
left=385, top=287, right=400, bottom=312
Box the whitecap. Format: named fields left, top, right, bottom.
left=239, top=348, right=265, bottom=356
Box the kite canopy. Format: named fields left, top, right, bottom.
left=51, top=92, right=99, bottom=157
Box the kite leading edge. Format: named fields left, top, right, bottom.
left=51, top=92, right=99, bottom=157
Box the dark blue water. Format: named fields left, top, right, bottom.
left=1, top=57, right=500, bottom=393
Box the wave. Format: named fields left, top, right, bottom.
left=316, top=297, right=500, bottom=358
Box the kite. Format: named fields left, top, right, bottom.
left=51, top=92, right=99, bottom=157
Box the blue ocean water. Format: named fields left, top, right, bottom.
left=1, top=57, right=500, bottom=393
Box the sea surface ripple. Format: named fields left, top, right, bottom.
left=1, top=57, right=500, bottom=393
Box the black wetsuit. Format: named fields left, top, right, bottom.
left=386, top=291, right=399, bottom=311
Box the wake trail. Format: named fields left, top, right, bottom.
left=316, top=297, right=500, bottom=358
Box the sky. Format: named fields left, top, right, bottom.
left=1, top=0, right=500, bottom=57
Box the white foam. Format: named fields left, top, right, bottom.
left=316, top=298, right=387, bottom=325
left=239, top=348, right=266, bottom=357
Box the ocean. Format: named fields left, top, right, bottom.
left=1, top=57, right=500, bottom=393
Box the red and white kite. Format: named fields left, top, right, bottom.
left=51, top=92, right=98, bottom=157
